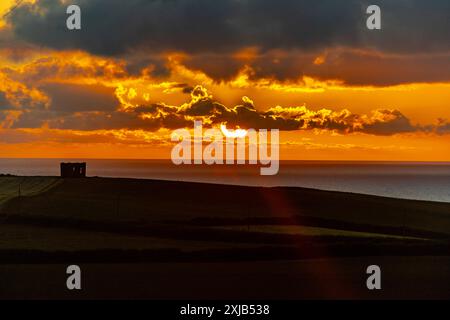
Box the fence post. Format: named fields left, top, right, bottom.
left=18, top=182, right=21, bottom=215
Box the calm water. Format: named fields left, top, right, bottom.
left=1, top=158, right=450, bottom=203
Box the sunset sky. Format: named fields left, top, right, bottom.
left=1, top=0, right=450, bottom=160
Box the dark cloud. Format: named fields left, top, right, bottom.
left=123, top=55, right=170, bottom=78
left=181, top=86, right=195, bottom=94
left=0, top=28, right=37, bottom=62
left=360, top=109, right=416, bottom=135
left=40, top=83, right=119, bottom=113
left=6, top=84, right=450, bottom=135
left=0, top=92, right=10, bottom=109
left=4, top=0, right=450, bottom=85
left=8, top=0, right=450, bottom=56
left=1, top=55, right=128, bottom=85
left=143, top=86, right=450, bottom=135
left=0, top=73, right=48, bottom=110
left=303, top=50, right=450, bottom=86
left=182, top=49, right=450, bottom=86
left=433, top=119, right=450, bottom=135
left=0, top=82, right=119, bottom=128
left=0, top=128, right=167, bottom=145
left=9, top=108, right=149, bottom=131
left=183, top=54, right=249, bottom=81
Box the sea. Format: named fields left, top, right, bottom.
left=1, top=158, right=450, bottom=203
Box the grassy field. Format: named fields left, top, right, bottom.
left=1, top=257, right=449, bottom=299
left=0, top=177, right=60, bottom=207
left=0, top=176, right=448, bottom=262
left=2, top=176, right=450, bottom=236
left=0, top=223, right=266, bottom=252
left=214, top=225, right=422, bottom=239
left=0, top=176, right=449, bottom=299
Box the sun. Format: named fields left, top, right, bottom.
left=220, top=124, right=248, bottom=139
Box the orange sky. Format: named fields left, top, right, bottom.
left=1, top=1, right=450, bottom=161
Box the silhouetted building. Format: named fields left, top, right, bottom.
left=60, top=162, right=86, bottom=178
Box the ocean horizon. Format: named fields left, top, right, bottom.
left=1, top=158, right=450, bottom=203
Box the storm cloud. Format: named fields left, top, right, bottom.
left=8, top=0, right=450, bottom=56
left=8, top=84, right=447, bottom=136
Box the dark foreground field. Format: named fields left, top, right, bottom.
left=1, top=257, right=450, bottom=300
left=0, top=176, right=449, bottom=299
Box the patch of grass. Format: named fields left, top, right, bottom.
left=0, top=177, right=61, bottom=207
left=0, top=224, right=258, bottom=252
left=214, top=225, right=421, bottom=240
left=3, top=177, right=450, bottom=236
